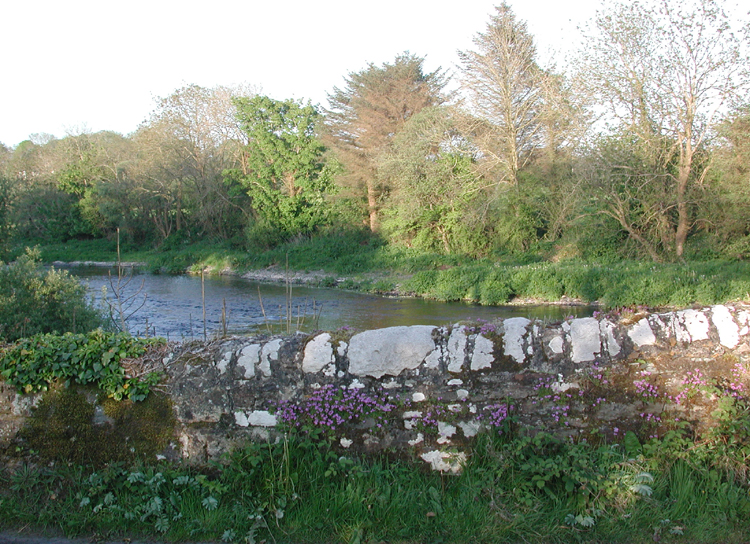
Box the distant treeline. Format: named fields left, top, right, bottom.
left=1, top=0, right=749, bottom=265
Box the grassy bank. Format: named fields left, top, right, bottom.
left=23, top=234, right=750, bottom=309
left=2, top=427, right=749, bottom=544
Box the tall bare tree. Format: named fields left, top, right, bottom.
left=134, top=84, right=256, bottom=240
left=577, top=0, right=749, bottom=259
left=458, top=3, right=549, bottom=186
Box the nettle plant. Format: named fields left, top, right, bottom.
left=77, top=464, right=229, bottom=536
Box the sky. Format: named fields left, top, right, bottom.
left=1, top=0, right=610, bottom=148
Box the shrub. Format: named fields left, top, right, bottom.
left=0, top=248, right=107, bottom=341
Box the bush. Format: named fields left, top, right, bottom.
left=0, top=248, right=107, bottom=341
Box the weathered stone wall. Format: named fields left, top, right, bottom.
left=2, top=304, right=749, bottom=471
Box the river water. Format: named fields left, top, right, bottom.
left=69, top=267, right=594, bottom=340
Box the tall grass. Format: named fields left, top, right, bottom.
left=404, top=260, right=750, bottom=308
left=2, top=424, right=750, bottom=543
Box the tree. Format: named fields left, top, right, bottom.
left=576, top=0, right=749, bottom=259
left=705, top=104, right=750, bottom=255
left=458, top=3, right=549, bottom=186
left=126, top=84, right=255, bottom=242
left=324, top=53, right=450, bottom=231
left=232, top=96, right=333, bottom=243
left=378, top=106, right=488, bottom=255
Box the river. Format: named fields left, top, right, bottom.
left=69, top=267, right=594, bottom=340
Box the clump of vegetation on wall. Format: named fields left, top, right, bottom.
left=16, top=386, right=175, bottom=466
left=0, top=330, right=165, bottom=401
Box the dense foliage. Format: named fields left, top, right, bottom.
left=0, top=330, right=164, bottom=401
left=0, top=249, right=106, bottom=341
left=0, top=0, right=748, bottom=274
left=2, top=410, right=750, bottom=543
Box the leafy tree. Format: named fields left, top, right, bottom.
left=232, top=96, right=333, bottom=244
left=3, top=137, right=90, bottom=243
left=576, top=0, right=750, bottom=259
left=706, top=104, right=750, bottom=256
left=54, top=131, right=135, bottom=238
left=0, top=248, right=106, bottom=342
left=378, top=106, right=488, bottom=255
left=324, top=53, right=450, bottom=231
left=0, top=176, right=14, bottom=258
left=577, top=133, right=679, bottom=262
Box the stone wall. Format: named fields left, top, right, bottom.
left=2, top=304, right=749, bottom=471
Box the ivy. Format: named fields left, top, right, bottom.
left=0, top=330, right=165, bottom=401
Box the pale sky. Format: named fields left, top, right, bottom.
left=1, top=0, right=603, bottom=148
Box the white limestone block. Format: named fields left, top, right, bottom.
left=423, top=347, right=442, bottom=369
left=246, top=410, right=277, bottom=427
left=570, top=317, right=601, bottom=363
left=348, top=326, right=436, bottom=378
left=437, top=421, right=456, bottom=444
left=458, top=420, right=481, bottom=438
left=548, top=334, right=565, bottom=355
left=712, top=305, right=740, bottom=348
left=677, top=309, right=710, bottom=342
left=217, top=351, right=232, bottom=374
left=302, top=333, right=334, bottom=373
left=408, top=433, right=424, bottom=446
left=235, top=410, right=278, bottom=427
left=236, top=344, right=260, bottom=378
left=600, top=319, right=621, bottom=357
left=260, top=339, right=282, bottom=377
left=447, top=326, right=468, bottom=372
left=420, top=450, right=467, bottom=473
left=503, top=317, right=530, bottom=363
left=628, top=318, right=656, bottom=347
left=471, top=334, right=495, bottom=370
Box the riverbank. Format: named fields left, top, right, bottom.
left=25, top=237, right=750, bottom=310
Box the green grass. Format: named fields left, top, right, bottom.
left=2, top=427, right=749, bottom=543
left=403, top=260, right=750, bottom=308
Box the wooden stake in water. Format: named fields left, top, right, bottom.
left=202, top=269, right=207, bottom=341
left=221, top=297, right=227, bottom=338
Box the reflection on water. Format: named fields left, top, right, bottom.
left=69, top=267, right=595, bottom=340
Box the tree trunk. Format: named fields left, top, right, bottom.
left=367, top=182, right=379, bottom=232
left=674, top=163, right=691, bottom=259
left=606, top=208, right=663, bottom=263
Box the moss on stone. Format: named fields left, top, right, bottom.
left=17, top=386, right=175, bottom=466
